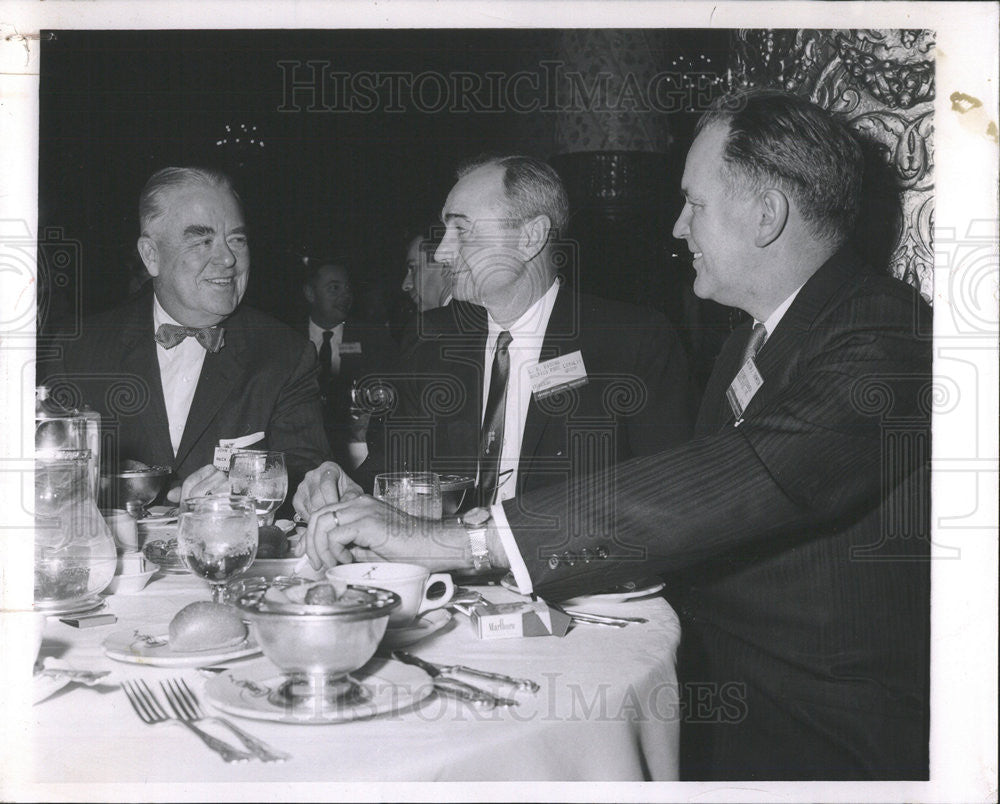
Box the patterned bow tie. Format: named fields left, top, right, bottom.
left=154, top=323, right=225, bottom=353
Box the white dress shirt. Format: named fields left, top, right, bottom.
left=495, top=283, right=805, bottom=596
left=308, top=319, right=344, bottom=376
left=480, top=279, right=562, bottom=503
left=153, top=296, right=208, bottom=456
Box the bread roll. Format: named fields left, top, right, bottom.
left=168, top=601, right=247, bottom=652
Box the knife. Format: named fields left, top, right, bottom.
left=392, top=651, right=517, bottom=708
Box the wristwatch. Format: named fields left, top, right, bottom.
left=460, top=507, right=492, bottom=572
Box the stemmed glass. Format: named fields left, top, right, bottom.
left=228, top=450, right=288, bottom=526
left=176, top=495, right=258, bottom=603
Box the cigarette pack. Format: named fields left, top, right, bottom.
left=469, top=599, right=571, bottom=640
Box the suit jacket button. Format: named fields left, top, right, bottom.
left=548, top=555, right=560, bottom=570
left=595, top=546, right=608, bottom=559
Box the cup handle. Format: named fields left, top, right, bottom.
left=417, top=573, right=455, bottom=616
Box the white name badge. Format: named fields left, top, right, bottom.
left=528, top=350, right=589, bottom=400
left=726, top=359, right=764, bottom=421
left=339, top=342, right=362, bottom=354
left=213, top=431, right=265, bottom=471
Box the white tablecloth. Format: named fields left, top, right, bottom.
left=11, top=572, right=681, bottom=794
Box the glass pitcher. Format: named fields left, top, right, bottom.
left=34, top=449, right=117, bottom=612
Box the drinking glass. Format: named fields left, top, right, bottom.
left=228, top=450, right=288, bottom=525
left=373, top=472, right=443, bottom=521
left=176, top=495, right=258, bottom=603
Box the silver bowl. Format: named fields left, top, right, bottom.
left=234, top=579, right=399, bottom=708
left=100, top=466, right=171, bottom=517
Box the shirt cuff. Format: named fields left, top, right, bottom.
left=491, top=501, right=533, bottom=596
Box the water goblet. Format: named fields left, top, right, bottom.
left=228, top=450, right=288, bottom=525
left=176, top=495, right=258, bottom=603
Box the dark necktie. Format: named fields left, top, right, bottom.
left=476, top=330, right=513, bottom=507
left=154, top=323, right=225, bottom=353
left=318, top=329, right=335, bottom=388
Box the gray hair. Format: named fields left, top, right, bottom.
left=457, top=154, right=570, bottom=233
left=138, top=166, right=241, bottom=236
left=695, top=89, right=863, bottom=245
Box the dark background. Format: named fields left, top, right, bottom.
left=38, top=29, right=733, bottom=377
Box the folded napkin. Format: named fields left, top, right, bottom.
left=33, top=657, right=113, bottom=704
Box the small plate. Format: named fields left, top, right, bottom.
left=560, top=579, right=666, bottom=607
left=204, top=657, right=433, bottom=724
left=499, top=573, right=666, bottom=605
left=103, top=629, right=261, bottom=667
left=141, top=506, right=178, bottom=525
left=381, top=609, right=453, bottom=649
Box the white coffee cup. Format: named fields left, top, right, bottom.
left=327, top=562, right=454, bottom=628
left=102, top=508, right=138, bottom=552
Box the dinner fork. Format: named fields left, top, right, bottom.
left=121, top=679, right=252, bottom=763
left=160, top=678, right=290, bottom=763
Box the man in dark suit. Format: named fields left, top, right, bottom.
left=302, top=256, right=398, bottom=471
left=357, top=155, right=693, bottom=504
left=42, top=166, right=330, bottom=504
left=297, top=91, right=931, bottom=781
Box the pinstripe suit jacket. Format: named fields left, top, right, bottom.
left=41, top=285, right=331, bottom=500
left=503, top=248, right=932, bottom=779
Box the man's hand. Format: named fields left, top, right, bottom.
left=166, top=464, right=230, bottom=503
left=292, top=461, right=363, bottom=522
left=303, top=495, right=469, bottom=572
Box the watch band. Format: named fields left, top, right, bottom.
left=461, top=507, right=492, bottom=571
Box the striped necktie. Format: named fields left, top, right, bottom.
left=476, top=330, right=513, bottom=507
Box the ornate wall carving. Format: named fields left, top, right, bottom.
left=731, top=29, right=935, bottom=302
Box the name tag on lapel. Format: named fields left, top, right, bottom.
left=339, top=342, right=362, bottom=355
left=528, top=350, right=588, bottom=400
left=726, top=359, right=764, bottom=421
left=213, top=431, right=265, bottom=470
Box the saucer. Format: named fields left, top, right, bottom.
left=381, top=609, right=453, bottom=649
left=204, top=657, right=433, bottom=723
left=103, top=629, right=261, bottom=666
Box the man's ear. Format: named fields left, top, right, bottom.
left=519, top=214, right=552, bottom=262
left=136, top=236, right=159, bottom=277
left=755, top=189, right=789, bottom=247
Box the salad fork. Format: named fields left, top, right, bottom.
left=160, top=678, right=291, bottom=762
left=121, top=679, right=251, bottom=763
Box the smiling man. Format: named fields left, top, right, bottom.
left=337, top=154, right=693, bottom=504
left=297, top=93, right=932, bottom=781
left=42, top=167, right=330, bottom=506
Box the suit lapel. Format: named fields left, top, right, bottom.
left=519, top=284, right=574, bottom=468
left=697, top=248, right=862, bottom=433
left=173, top=310, right=247, bottom=468
left=118, top=291, right=174, bottom=466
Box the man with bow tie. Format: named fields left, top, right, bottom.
left=42, top=166, right=330, bottom=506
